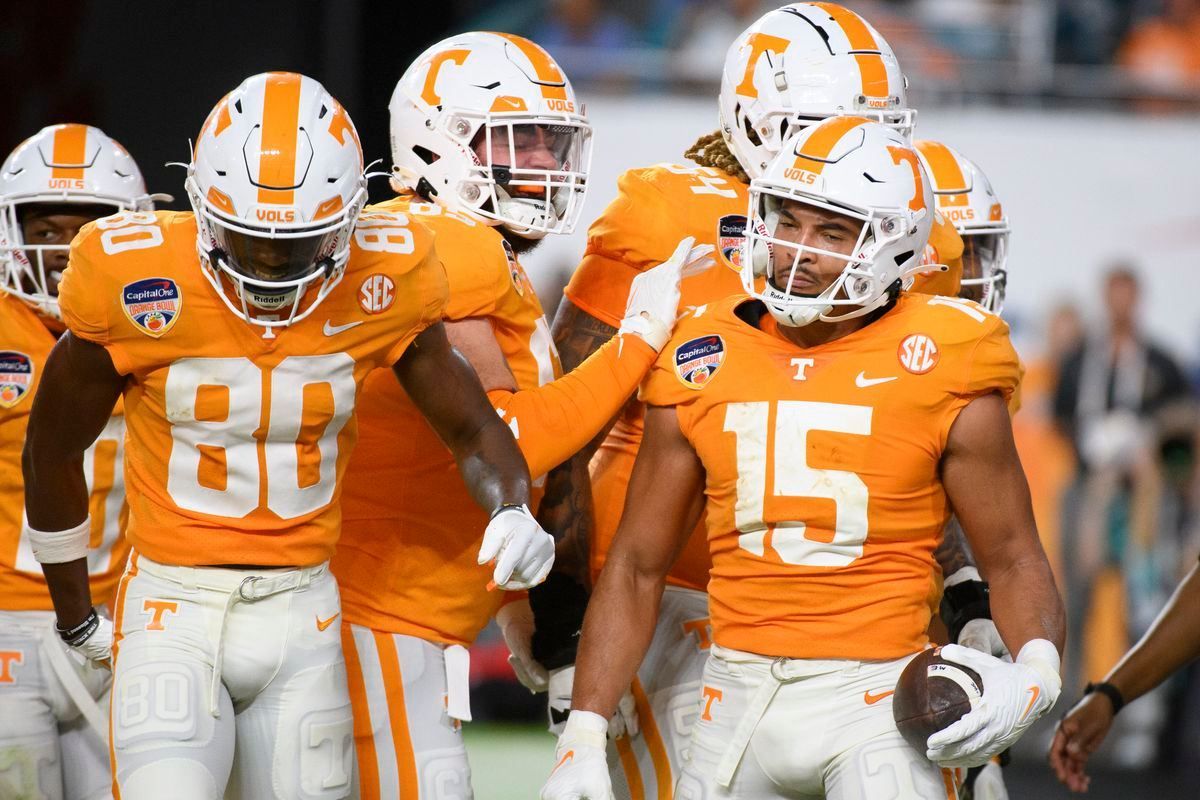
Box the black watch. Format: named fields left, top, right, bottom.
left=1084, top=681, right=1125, bottom=715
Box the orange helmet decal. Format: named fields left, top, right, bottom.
left=887, top=146, right=925, bottom=211
left=811, top=3, right=890, bottom=99
left=420, top=49, right=470, bottom=106
left=257, top=72, right=303, bottom=205
left=735, top=32, right=791, bottom=98
left=915, top=140, right=970, bottom=208
left=492, top=33, right=568, bottom=100
left=791, top=116, right=871, bottom=174
left=50, top=124, right=88, bottom=180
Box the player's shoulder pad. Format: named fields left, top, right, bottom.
left=349, top=205, right=437, bottom=278
left=903, top=293, right=1009, bottom=348
left=70, top=210, right=192, bottom=281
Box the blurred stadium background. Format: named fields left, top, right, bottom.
left=8, top=1, right=1200, bottom=796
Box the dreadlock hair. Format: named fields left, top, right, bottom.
left=684, top=131, right=749, bottom=185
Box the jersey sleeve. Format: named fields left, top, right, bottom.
left=563, top=168, right=682, bottom=328
left=638, top=323, right=702, bottom=409
left=382, top=245, right=450, bottom=366
left=58, top=221, right=134, bottom=374
left=429, top=224, right=512, bottom=322
left=960, top=316, right=1021, bottom=402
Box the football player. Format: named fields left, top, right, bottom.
left=529, top=5, right=989, bottom=798
left=331, top=33, right=705, bottom=799
left=542, top=117, right=1064, bottom=800
left=1, top=123, right=157, bottom=800
left=21, top=72, right=553, bottom=800
left=917, top=139, right=1014, bottom=800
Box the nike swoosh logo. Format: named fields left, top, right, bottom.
left=316, top=613, right=340, bottom=631
left=552, top=749, right=574, bottom=773
left=323, top=320, right=362, bottom=336
left=1020, top=685, right=1040, bottom=721
left=863, top=689, right=895, bottom=705
left=855, top=371, right=897, bottom=388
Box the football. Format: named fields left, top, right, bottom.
left=893, top=647, right=984, bottom=752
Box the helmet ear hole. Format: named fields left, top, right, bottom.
left=412, top=146, right=439, bottom=165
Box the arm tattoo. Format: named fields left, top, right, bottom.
left=534, top=298, right=622, bottom=588
left=935, top=515, right=978, bottom=579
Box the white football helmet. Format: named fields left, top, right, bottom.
left=915, top=140, right=1010, bottom=313
left=389, top=31, right=592, bottom=238
left=186, top=71, right=367, bottom=327
left=720, top=3, right=912, bottom=180
left=745, top=116, right=933, bottom=327
left=0, top=124, right=157, bottom=319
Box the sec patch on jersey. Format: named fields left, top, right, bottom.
left=674, top=334, right=725, bottom=389
left=121, top=277, right=182, bottom=337
left=0, top=350, right=34, bottom=408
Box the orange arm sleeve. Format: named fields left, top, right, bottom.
left=487, top=332, right=657, bottom=480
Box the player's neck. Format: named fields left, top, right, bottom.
left=772, top=314, right=872, bottom=349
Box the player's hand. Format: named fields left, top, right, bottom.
left=478, top=504, right=555, bottom=590
left=1048, top=692, right=1116, bottom=793
left=958, top=618, right=1010, bottom=660
left=63, top=614, right=113, bottom=670
left=496, top=598, right=549, bottom=693
left=548, top=666, right=639, bottom=739
left=968, top=758, right=1009, bottom=800
left=619, top=236, right=714, bottom=351
left=926, top=640, right=1061, bottom=767
left=541, top=710, right=614, bottom=800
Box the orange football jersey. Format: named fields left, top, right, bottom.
left=564, top=163, right=750, bottom=592
left=335, top=196, right=560, bottom=645
left=639, top=292, right=1020, bottom=660
left=0, top=293, right=130, bottom=610
left=58, top=209, right=447, bottom=568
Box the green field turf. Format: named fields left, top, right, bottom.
left=464, top=722, right=556, bottom=800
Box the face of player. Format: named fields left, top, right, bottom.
left=19, top=203, right=114, bottom=296
left=213, top=226, right=334, bottom=287
left=472, top=124, right=574, bottom=181
left=768, top=200, right=861, bottom=297
left=960, top=234, right=1002, bottom=303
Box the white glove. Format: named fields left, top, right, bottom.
left=497, top=599, right=549, bottom=693
left=64, top=614, right=113, bottom=670
left=970, top=759, right=1009, bottom=800
left=478, top=504, right=555, bottom=591
left=548, top=666, right=639, bottom=739
left=619, top=236, right=714, bottom=351
left=957, top=618, right=1010, bottom=660
left=541, top=710, right=613, bottom=800
left=927, top=640, right=1061, bottom=767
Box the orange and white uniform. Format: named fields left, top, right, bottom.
left=639, top=292, right=1018, bottom=799
left=57, top=208, right=446, bottom=800
left=335, top=192, right=662, bottom=799
left=1, top=292, right=127, bottom=800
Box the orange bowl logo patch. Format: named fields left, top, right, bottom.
left=122, top=278, right=181, bottom=338
left=717, top=214, right=747, bottom=271
left=675, top=335, right=725, bottom=389
left=359, top=274, right=395, bottom=314
left=898, top=333, right=939, bottom=375
left=0, top=351, right=33, bottom=409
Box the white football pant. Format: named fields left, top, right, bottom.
left=342, top=625, right=473, bottom=799
left=109, top=554, right=353, bottom=800
left=609, top=587, right=710, bottom=800
left=0, top=609, right=112, bottom=800
left=674, top=645, right=960, bottom=800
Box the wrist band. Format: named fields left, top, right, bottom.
left=1085, top=681, right=1125, bottom=715
left=57, top=608, right=100, bottom=647
left=490, top=503, right=527, bottom=521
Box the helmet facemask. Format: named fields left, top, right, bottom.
left=960, top=230, right=1009, bottom=314
left=186, top=174, right=366, bottom=328
left=0, top=199, right=131, bottom=319
left=744, top=190, right=918, bottom=327
left=456, top=116, right=591, bottom=239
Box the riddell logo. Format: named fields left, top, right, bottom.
left=255, top=208, right=296, bottom=223
left=48, top=178, right=85, bottom=190
left=783, top=168, right=818, bottom=185
left=546, top=98, right=575, bottom=113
